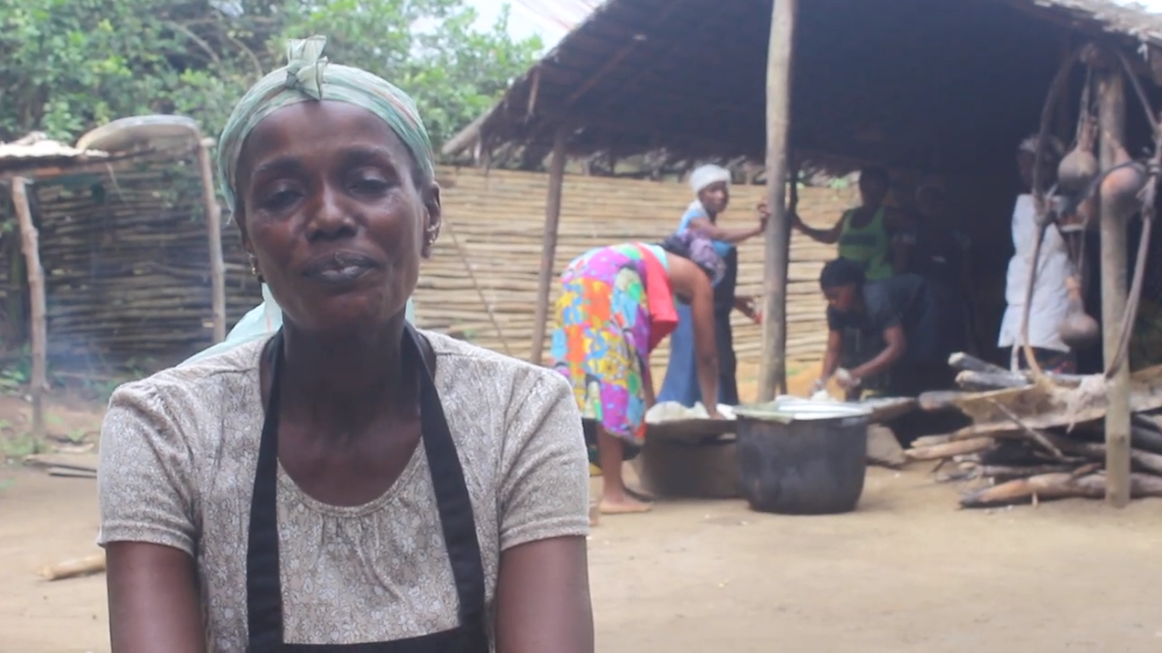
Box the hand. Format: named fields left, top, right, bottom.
left=811, top=379, right=827, bottom=393
left=757, top=198, right=772, bottom=219
left=835, top=368, right=861, bottom=391
left=707, top=406, right=724, bottom=420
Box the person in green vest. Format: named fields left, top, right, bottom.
left=790, top=166, right=913, bottom=280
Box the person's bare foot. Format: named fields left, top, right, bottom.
left=600, top=496, right=653, bottom=514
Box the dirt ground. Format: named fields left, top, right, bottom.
left=4, top=370, right=1162, bottom=652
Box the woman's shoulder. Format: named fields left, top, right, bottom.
left=109, top=337, right=264, bottom=422
left=423, top=330, right=570, bottom=400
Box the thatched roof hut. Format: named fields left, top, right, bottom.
left=446, top=0, right=1162, bottom=173
left=445, top=0, right=1162, bottom=504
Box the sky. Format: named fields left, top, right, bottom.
left=466, top=0, right=1162, bottom=52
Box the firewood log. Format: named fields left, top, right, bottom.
left=948, top=352, right=1010, bottom=375
left=960, top=472, right=1162, bottom=508
left=38, top=553, right=105, bottom=581
left=918, top=391, right=970, bottom=412
left=976, top=464, right=1078, bottom=482
left=904, top=437, right=994, bottom=461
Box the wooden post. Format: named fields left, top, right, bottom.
left=1097, top=66, right=1131, bottom=507
left=758, top=0, right=798, bottom=402
left=196, top=138, right=226, bottom=343
left=11, top=178, right=47, bottom=437
left=530, top=128, right=568, bottom=364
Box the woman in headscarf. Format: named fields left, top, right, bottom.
left=997, top=134, right=1075, bottom=373
left=814, top=257, right=943, bottom=399
left=98, top=37, right=594, bottom=651
left=657, top=164, right=766, bottom=407
left=551, top=230, right=723, bottom=515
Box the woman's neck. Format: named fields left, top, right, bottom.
left=277, top=319, right=414, bottom=430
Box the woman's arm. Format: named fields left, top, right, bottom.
left=99, top=384, right=204, bottom=652
left=792, top=212, right=843, bottom=245
left=495, top=538, right=593, bottom=653
left=107, top=543, right=205, bottom=652
left=686, top=216, right=764, bottom=244
left=668, top=256, right=720, bottom=414
left=733, top=295, right=759, bottom=322
left=495, top=374, right=594, bottom=652
left=819, top=329, right=843, bottom=386
left=849, top=324, right=907, bottom=383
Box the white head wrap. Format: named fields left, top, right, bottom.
left=1019, top=134, right=1065, bottom=159
left=689, top=164, right=731, bottom=195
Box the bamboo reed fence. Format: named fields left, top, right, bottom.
left=1, top=163, right=853, bottom=372
left=422, top=166, right=855, bottom=368
left=1, top=153, right=257, bottom=369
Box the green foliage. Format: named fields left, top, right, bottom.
left=0, top=0, right=541, bottom=148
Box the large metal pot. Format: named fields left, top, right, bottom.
left=734, top=398, right=872, bottom=515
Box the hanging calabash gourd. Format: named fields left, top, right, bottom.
left=1058, top=275, right=1100, bottom=350
left=1099, top=137, right=1147, bottom=221
left=1058, top=116, right=1099, bottom=194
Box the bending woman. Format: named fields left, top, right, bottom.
left=551, top=231, right=722, bottom=515
left=815, top=257, right=942, bottom=399
left=659, top=164, right=765, bottom=407
left=99, top=37, right=593, bottom=651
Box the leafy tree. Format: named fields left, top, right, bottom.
left=0, top=0, right=541, bottom=150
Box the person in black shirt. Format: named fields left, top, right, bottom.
left=814, top=257, right=945, bottom=399
left=909, top=183, right=972, bottom=357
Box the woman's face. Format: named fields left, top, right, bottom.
left=234, top=100, right=441, bottom=334
left=698, top=181, right=730, bottom=214
left=823, top=284, right=858, bottom=313
left=1017, top=151, right=1057, bottom=191
left=859, top=176, right=888, bottom=207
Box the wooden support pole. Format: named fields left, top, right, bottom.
left=758, top=0, right=798, bottom=402
left=196, top=138, right=226, bottom=343
left=530, top=128, right=568, bottom=365
left=1097, top=66, right=1131, bottom=507
left=11, top=177, right=47, bottom=437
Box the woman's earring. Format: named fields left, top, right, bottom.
left=249, top=257, right=264, bottom=283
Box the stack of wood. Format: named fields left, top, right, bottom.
left=906, top=353, right=1162, bottom=509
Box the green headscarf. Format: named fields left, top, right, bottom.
left=217, top=35, right=435, bottom=212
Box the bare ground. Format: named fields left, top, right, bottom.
left=3, top=371, right=1162, bottom=652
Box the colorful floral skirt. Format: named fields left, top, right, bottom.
left=550, top=246, right=652, bottom=462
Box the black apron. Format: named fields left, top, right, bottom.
left=245, top=325, right=490, bottom=652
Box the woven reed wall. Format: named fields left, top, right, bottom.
left=0, top=154, right=260, bottom=369
left=2, top=163, right=853, bottom=371
left=419, top=166, right=856, bottom=366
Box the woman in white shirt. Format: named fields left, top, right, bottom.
left=997, top=135, right=1076, bottom=373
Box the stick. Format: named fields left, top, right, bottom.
left=986, top=399, right=1066, bottom=459
left=12, top=177, right=46, bottom=437
left=960, top=472, right=1162, bottom=509
left=529, top=128, right=568, bottom=365
left=39, top=553, right=106, bottom=581
left=918, top=391, right=970, bottom=412
left=976, top=464, right=1078, bottom=482
left=757, top=0, right=798, bottom=401
left=443, top=220, right=512, bottom=356
left=905, top=437, right=994, bottom=461
left=196, top=139, right=226, bottom=343
left=1097, top=63, right=1132, bottom=507
left=948, top=352, right=1009, bottom=375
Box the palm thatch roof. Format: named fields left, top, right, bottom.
left=446, top=0, right=1162, bottom=175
